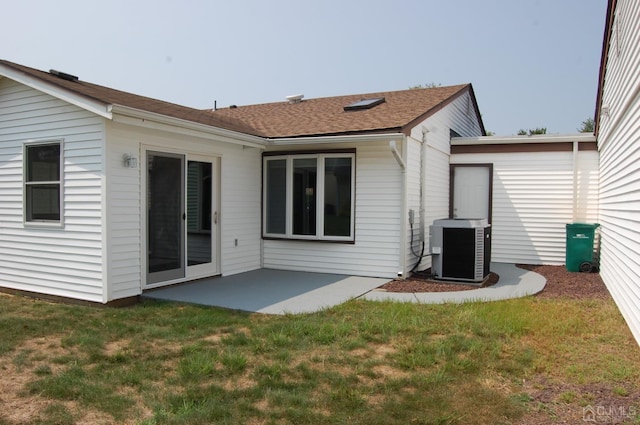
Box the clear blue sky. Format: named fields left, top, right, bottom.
left=3, top=0, right=607, bottom=135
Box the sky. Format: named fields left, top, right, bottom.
left=2, top=0, right=607, bottom=136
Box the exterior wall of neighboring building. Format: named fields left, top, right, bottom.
left=451, top=137, right=599, bottom=265
left=597, top=0, right=640, bottom=345
left=405, top=92, right=486, bottom=274
left=0, top=78, right=107, bottom=302
left=262, top=139, right=403, bottom=278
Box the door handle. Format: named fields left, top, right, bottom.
left=214, top=211, right=218, bottom=225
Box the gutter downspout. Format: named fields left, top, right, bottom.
left=390, top=139, right=408, bottom=278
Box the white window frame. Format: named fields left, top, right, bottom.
left=23, top=139, right=64, bottom=227
left=263, top=153, right=355, bottom=242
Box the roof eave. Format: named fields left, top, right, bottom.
left=267, top=131, right=406, bottom=146
left=594, top=0, right=617, bottom=136
left=452, top=133, right=596, bottom=145
left=0, top=61, right=113, bottom=119
left=111, top=105, right=267, bottom=148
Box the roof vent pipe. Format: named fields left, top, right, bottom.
left=49, top=69, right=79, bottom=82
left=286, top=94, right=304, bottom=104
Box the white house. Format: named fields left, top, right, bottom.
left=0, top=60, right=485, bottom=304
left=0, top=60, right=268, bottom=304
left=594, top=0, right=640, bottom=346
left=210, top=86, right=485, bottom=277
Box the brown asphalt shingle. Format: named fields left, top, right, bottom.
left=1, top=60, right=482, bottom=139
left=0, top=60, right=260, bottom=136
left=209, top=84, right=473, bottom=138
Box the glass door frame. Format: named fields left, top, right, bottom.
left=146, top=151, right=185, bottom=285
left=186, top=154, right=220, bottom=280
left=143, top=148, right=220, bottom=288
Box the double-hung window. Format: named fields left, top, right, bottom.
left=264, top=152, right=355, bottom=241
left=24, top=142, right=62, bottom=223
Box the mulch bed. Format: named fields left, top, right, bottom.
left=379, top=265, right=610, bottom=300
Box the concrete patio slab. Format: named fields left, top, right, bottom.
left=143, top=269, right=390, bottom=315
left=362, top=263, right=546, bottom=304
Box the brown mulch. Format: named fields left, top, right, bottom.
left=379, top=264, right=610, bottom=300
left=380, top=270, right=499, bottom=293
left=517, top=264, right=610, bottom=299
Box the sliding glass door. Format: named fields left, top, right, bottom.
left=146, top=151, right=218, bottom=286
left=147, top=152, right=185, bottom=284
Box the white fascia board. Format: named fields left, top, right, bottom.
left=452, top=133, right=596, bottom=145
left=111, top=105, right=267, bottom=149
left=267, top=132, right=406, bottom=146
left=0, top=63, right=112, bottom=119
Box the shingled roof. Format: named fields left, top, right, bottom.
left=209, top=84, right=484, bottom=138
left=0, top=60, right=259, bottom=136
left=1, top=60, right=484, bottom=140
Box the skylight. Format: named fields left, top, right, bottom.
left=344, top=97, right=385, bottom=111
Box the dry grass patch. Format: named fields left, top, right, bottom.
left=1, top=268, right=639, bottom=425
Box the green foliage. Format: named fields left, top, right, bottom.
left=578, top=117, right=595, bottom=133
left=410, top=82, right=441, bottom=89
left=518, top=127, right=547, bottom=135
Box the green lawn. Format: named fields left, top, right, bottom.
left=0, top=287, right=639, bottom=425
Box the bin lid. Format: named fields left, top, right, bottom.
left=566, top=223, right=600, bottom=229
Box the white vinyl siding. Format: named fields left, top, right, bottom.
left=597, top=0, right=640, bottom=345
left=0, top=78, right=105, bottom=302
left=405, top=138, right=423, bottom=272
left=405, top=92, right=484, bottom=273
left=105, top=121, right=262, bottom=299
left=220, top=144, right=262, bottom=275
left=263, top=141, right=402, bottom=278
left=452, top=147, right=599, bottom=265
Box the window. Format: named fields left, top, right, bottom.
left=264, top=152, right=355, bottom=241
left=24, top=142, right=62, bottom=223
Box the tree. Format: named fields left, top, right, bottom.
left=578, top=117, right=595, bottom=133
left=518, top=127, right=547, bottom=135
left=410, top=82, right=441, bottom=89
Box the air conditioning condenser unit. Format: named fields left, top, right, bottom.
left=430, top=218, right=491, bottom=283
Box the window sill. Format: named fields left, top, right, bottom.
left=263, top=236, right=355, bottom=245
left=24, top=221, right=64, bottom=229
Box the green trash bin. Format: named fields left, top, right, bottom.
left=565, top=223, right=600, bottom=272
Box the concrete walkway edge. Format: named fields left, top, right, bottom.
left=361, top=263, right=546, bottom=304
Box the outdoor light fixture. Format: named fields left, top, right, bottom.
left=123, top=154, right=138, bottom=168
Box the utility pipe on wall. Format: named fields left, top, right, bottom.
left=389, top=140, right=406, bottom=170
left=420, top=127, right=429, bottom=241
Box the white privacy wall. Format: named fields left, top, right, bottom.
left=0, top=78, right=107, bottom=302
left=451, top=146, right=599, bottom=265
left=596, top=0, right=640, bottom=345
